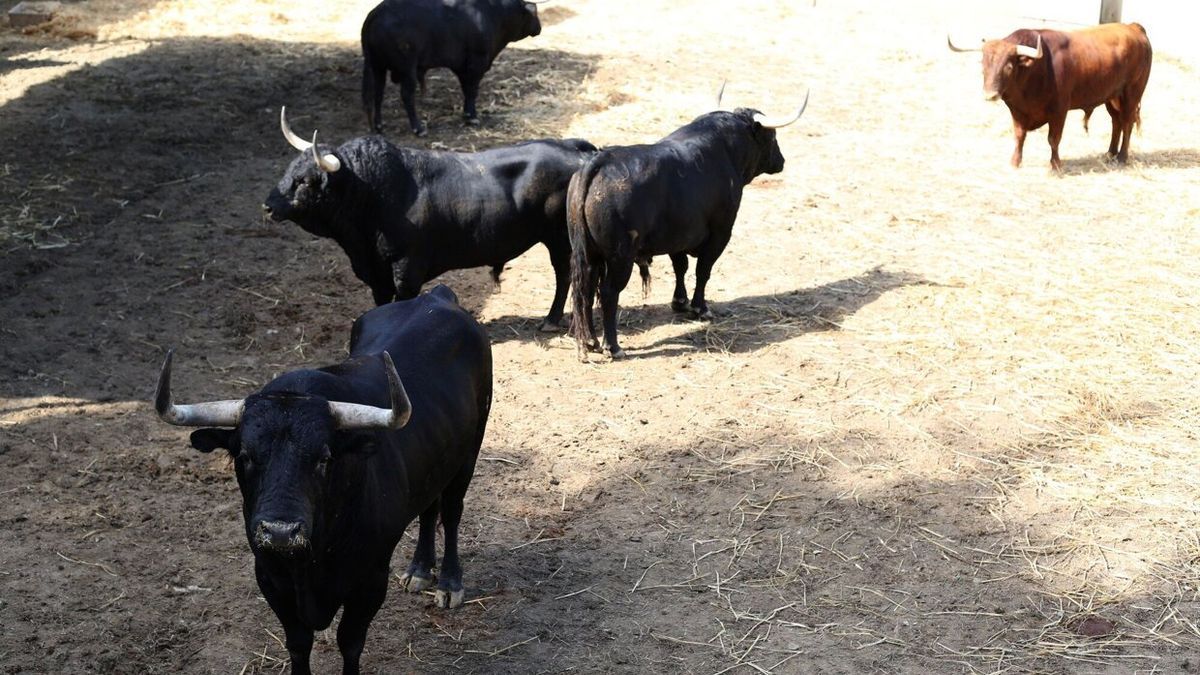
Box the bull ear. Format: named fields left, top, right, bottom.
left=190, top=428, right=235, bottom=454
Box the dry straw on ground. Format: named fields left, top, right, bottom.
left=1, top=0, right=1199, bottom=673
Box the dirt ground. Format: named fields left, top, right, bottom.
left=3, top=0, right=1200, bottom=673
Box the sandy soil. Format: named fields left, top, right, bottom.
left=3, top=1, right=1200, bottom=673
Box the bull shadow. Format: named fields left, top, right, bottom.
left=482, top=266, right=934, bottom=356
left=0, top=33, right=598, bottom=403
left=1057, top=147, right=1200, bottom=175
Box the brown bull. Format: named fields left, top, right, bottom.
left=950, top=23, right=1152, bottom=171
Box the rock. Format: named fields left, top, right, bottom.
left=8, top=1, right=62, bottom=28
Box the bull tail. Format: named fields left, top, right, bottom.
left=361, top=30, right=377, bottom=131
left=568, top=158, right=604, bottom=356
left=1082, top=107, right=1093, bottom=134
left=490, top=264, right=503, bottom=292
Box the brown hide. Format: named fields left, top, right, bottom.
left=980, top=23, right=1152, bottom=170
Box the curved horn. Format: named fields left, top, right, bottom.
left=310, top=131, right=342, bottom=173
left=280, top=106, right=313, bottom=152
left=1015, top=34, right=1042, bottom=59
left=527, top=0, right=551, bottom=4
left=155, top=349, right=245, bottom=427
left=329, top=351, right=412, bottom=431
left=947, top=34, right=982, bottom=52
left=715, top=79, right=727, bottom=110
left=752, top=89, right=809, bottom=129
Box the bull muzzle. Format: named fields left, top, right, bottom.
left=253, top=520, right=310, bottom=555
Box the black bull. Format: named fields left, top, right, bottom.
left=568, top=97, right=807, bottom=359
left=263, top=109, right=597, bottom=331
left=361, top=0, right=543, bottom=135
left=155, top=285, right=492, bottom=675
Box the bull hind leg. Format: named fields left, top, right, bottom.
left=434, top=457, right=479, bottom=609
left=337, top=566, right=390, bottom=675
left=598, top=257, right=635, bottom=359
left=1116, top=98, right=1137, bottom=164
left=397, top=501, right=438, bottom=592
left=1105, top=101, right=1121, bottom=159
left=455, top=68, right=484, bottom=126
left=397, top=64, right=425, bottom=136
left=669, top=253, right=689, bottom=312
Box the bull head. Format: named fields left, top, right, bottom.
left=280, top=107, right=342, bottom=173
left=948, top=33, right=1043, bottom=101
left=155, top=349, right=412, bottom=431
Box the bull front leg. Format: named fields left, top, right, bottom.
left=1047, top=114, right=1066, bottom=172
left=1010, top=119, right=1027, bottom=168
left=397, top=501, right=438, bottom=592
left=540, top=238, right=571, bottom=332
left=689, top=233, right=731, bottom=321
left=256, top=565, right=314, bottom=675
left=434, top=458, right=478, bottom=609
left=337, top=567, right=390, bottom=675
left=669, top=252, right=689, bottom=312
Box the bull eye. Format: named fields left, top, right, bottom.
left=315, top=446, right=331, bottom=474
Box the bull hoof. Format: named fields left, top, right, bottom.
left=689, top=306, right=714, bottom=321
left=606, top=347, right=626, bottom=361
left=538, top=319, right=563, bottom=333
left=671, top=298, right=690, bottom=313
left=434, top=588, right=464, bottom=609
left=412, top=125, right=428, bottom=137
left=397, top=570, right=433, bottom=593
left=464, top=116, right=481, bottom=127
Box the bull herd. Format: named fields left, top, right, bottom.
left=149, top=1, right=1154, bottom=672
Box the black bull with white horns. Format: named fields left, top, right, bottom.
left=263, top=107, right=596, bottom=331
left=154, top=285, right=492, bottom=675
left=361, top=0, right=550, bottom=135
left=568, top=86, right=809, bottom=360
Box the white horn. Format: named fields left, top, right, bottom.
left=752, top=89, right=809, bottom=129
left=715, top=79, right=727, bottom=111
left=280, top=106, right=313, bottom=152
left=155, top=349, right=245, bottom=427
left=1015, top=34, right=1042, bottom=59
left=947, top=34, right=983, bottom=53
left=329, top=352, right=411, bottom=430
left=311, top=131, right=342, bottom=173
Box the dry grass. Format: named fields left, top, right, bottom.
left=3, top=0, right=1200, bottom=672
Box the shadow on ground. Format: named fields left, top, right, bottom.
left=484, top=266, right=933, bottom=356
left=0, top=34, right=598, bottom=402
